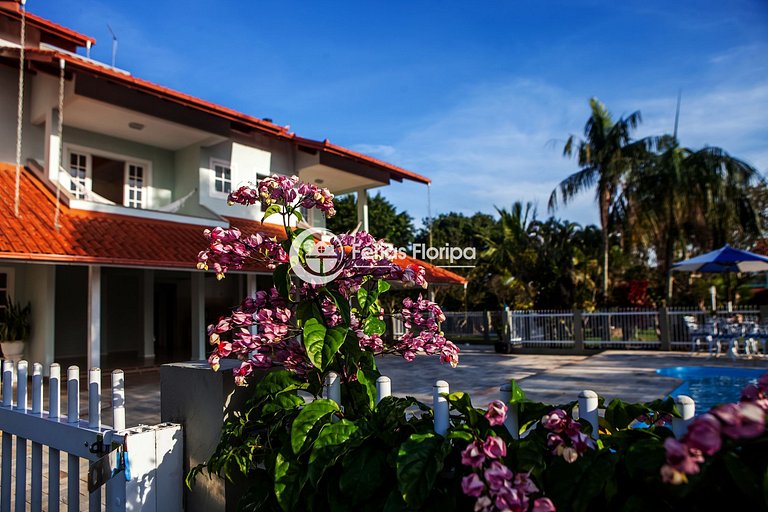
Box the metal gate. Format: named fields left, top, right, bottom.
left=0, top=359, right=183, bottom=511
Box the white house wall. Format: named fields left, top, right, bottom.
left=0, top=65, right=44, bottom=165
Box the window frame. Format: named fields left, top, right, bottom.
left=63, top=143, right=153, bottom=208
left=210, top=158, right=233, bottom=198
left=0, top=267, right=15, bottom=311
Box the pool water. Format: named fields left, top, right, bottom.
left=656, top=366, right=766, bottom=413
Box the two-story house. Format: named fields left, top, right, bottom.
left=0, top=1, right=464, bottom=370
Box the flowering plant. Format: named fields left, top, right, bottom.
left=188, top=175, right=768, bottom=512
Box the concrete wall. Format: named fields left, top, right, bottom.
left=198, top=140, right=272, bottom=221
left=0, top=65, right=45, bottom=165
left=0, top=263, right=55, bottom=367
left=173, top=143, right=212, bottom=218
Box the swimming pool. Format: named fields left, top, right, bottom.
left=656, top=366, right=766, bottom=413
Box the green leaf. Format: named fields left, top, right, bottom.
left=292, top=209, right=303, bottom=222
left=357, top=287, right=369, bottom=311
left=261, top=203, right=282, bottom=222
left=262, top=393, right=305, bottom=415
left=377, top=279, right=391, bottom=295
left=290, top=399, right=339, bottom=455
left=724, top=450, right=761, bottom=503
left=302, top=319, right=346, bottom=370
left=274, top=451, right=305, bottom=512
left=506, top=379, right=526, bottom=403
left=309, top=419, right=360, bottom=464
left=763, top=466, right=768, bottom=508
left=356, top=366, right=379, bottom=410
left=396, top=432, right=448, bottom=509
left=253, top=370, right=303, bottom=403
left=446, top=429, right=474, bottom=442
left=273, top=263, right=292, bottom=300
left=339, top=445, right=388, bottom=502
left=363, top=317, right=387, bottom=336
left=327, top=289, right=351, bottom=326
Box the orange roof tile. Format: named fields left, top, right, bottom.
left=0, top=164, right=464, bottom=284
left=0, top=2, right=95, bottom=49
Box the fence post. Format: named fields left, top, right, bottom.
left=499, top=384, right=519, bottom=439
left=376, top=376, right=391, bottom=404
left=48, top=364, right=60, bottom=512
left=578, top=390, right=599, bottom=440
left=433, top=380, right=449, bottom=436
left=672, top=395, right=695, bottom=438
left=325, top=372, right=341, bottom=406
left=573, top=309, right=584, bottom=352
left=482, top=311, right=490, bottom=342
left=659, top=306, right=671, bottom=351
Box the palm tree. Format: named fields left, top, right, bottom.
left=477, top=202, right=538, bottom=308
left=623, top=135, right=763, bottom=302
left=548, top=98, right=642, bottom=303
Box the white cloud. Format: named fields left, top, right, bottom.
left=370, top=63, right=768, bottom=231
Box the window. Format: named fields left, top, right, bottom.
left=68, top=151, right=89, bottom=199
left=213, top=161, right=232, bottom=195
left=0, top=268, right=14, bottom=311
left=64, top=145, right=151, bottom=208
left=126, top=164, right=145, bottom=208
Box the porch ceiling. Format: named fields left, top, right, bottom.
left=298, top=164, right=388, bottom=195
left=64, top=95, right=226, bottom=150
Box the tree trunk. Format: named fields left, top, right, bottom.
left=599, top=188, right=610, bottom=303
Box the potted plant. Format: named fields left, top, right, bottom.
left=0, top=298, right=30, bottom=361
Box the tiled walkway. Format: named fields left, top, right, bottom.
left=2, top=348, right=767, bottom=510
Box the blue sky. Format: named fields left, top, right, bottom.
left=32, top=0, right=768, bottom=227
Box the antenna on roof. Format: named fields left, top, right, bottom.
left=673, top=89, right=682, bottom=140
left=107, top=23, right=118, bottom=68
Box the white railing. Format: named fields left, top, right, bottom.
left=0, top=360, right=183, bottom=512
left=440, top=307, right=765, bottom=352
left=323, top=372, right=696, bottom=439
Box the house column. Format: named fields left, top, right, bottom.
left=24, top=265, right=56, bottom=370
left=356, top=188, right=369, bottom=232
left=142, top=270, right=155, bottom=360
left=44, top=108, right=62, bottom=182
left=191, top=272, right=205, bottom=360
left=87, top=265, right=101, bottom=369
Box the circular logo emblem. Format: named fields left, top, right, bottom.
left=290, top=227, right=346, bottom=285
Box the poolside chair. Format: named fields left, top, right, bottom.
left=684, top=316, right=716, bottom=354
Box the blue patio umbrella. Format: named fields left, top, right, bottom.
left=672, top=244, right=768, bottom=273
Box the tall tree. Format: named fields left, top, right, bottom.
left=548, top=98, right=642, bottom=303
left=623, top=135, right=764, bottom=302
left=326, top=192, right=415, bottom=248
left=477, top=202, right=539, bottom=309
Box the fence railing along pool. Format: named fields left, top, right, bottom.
left=427, top=307, right=764, bottom=353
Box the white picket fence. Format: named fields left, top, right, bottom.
left=0, top=360, right=183, bottom=512
left=323, top=372, right=696, bottom=439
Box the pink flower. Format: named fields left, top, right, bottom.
left=461, top=441, right=485, bottom=468
left=685, top=414, right=722, bottom=455
left=513, top=472, right=539, bottom=495
left=542, top=409, right=568, bottom=432
left=484, top=461, right=513, bottom=493
left=663, top=437, right=702, bottom=475
left=660, top=464, right=687, bottom=485
left=712, top=402, right=766, bottom=439
left=473, top=496, right=493, bottom=512
left=494, top=487, right=528, bottom=512
left=461, top=473, right=485, bottom=497
left=532, top=497, right=557, bottom=512
left=485, top=400, right=508, bottom=426
left=482, top=435, right=507, bottom=459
